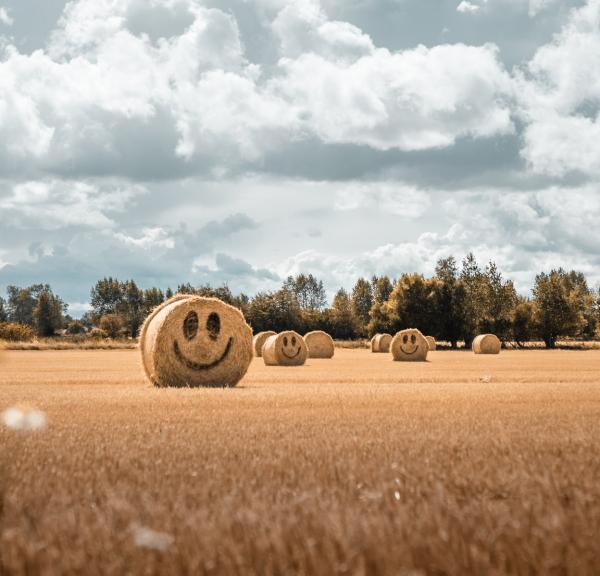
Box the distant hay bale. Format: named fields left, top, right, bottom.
left=262, top=331, right=308, bottom=366
left=304, top=331, right=335, bottom=358
left=371, top=333, right=392, bottom=353
left=253, top=331, right=276, bottom=357
left=391, top=328, right=428, bottom=362
left=426, top=336, right=437, bottom=351
left=140, top=295, right=253, bottom=388
left=472, top=334, right=501, bottom=355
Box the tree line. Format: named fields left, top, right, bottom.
left=1, top=253, right=599, bottom=348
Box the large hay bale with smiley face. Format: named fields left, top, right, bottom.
left=472, top=334, right=501, bottom=355
left=391, top=328, right=428, bottom=362
left=253, top=331, right=276, bottom=357
left=426, top=336, right=437, bottom=351
left=140, top=295, right=253, bottom=388
left=304, top=330, right=335, bottom=358
left=262, top=331, right=308, bottom=366
left=371, top=333, right=392, bottom=353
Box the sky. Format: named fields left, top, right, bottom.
left=1, top=0, right=599, bottom=314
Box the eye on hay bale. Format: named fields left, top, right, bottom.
left=472, top=334, right=501, bottom=355
left=391, top=328, right=428, bottom=362
left=304, top=331, right=335, bottom=359
left=426, top=336, right=437, bottom=351
left=262, top=331, right=308, bottom=366
left=140, top=295, right=253, bottom=388
left=371, top=333, right=392, bottom=353
left=253, top=331, right=276, bottom=357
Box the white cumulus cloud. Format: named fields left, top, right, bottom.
left=518, top=0, right=600, bottom=175
left=457, top=2, right=482, bottom=14
left=0, top=6, right=12, bottom=26
left=0, top=180, right=147, bottom=230
left=0, top=0, right=516, bottom=175
left=273, top=43, right=514, bottom=151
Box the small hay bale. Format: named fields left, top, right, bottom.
left=472, top=334, right=501, bottom=355
left=262, top=331, right=308, bottom=366
left=304, top=331, right=335, bottom=358
left=371, top=333, right=392, bottom=353
left=253, top=331, right=276, bottom=357
left=140, top=295, right=253, bottom=388
left=426, top=336, right=437, bottom=351
left=391, top=328, right=428, bottom=362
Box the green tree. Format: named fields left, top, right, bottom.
left=6, top=285, right=42, bottom=326
left=351, top=278, right=373, bottom=337
left=33, top=289, right=65, bottom=337
left=372, top=276, right=394, bottom=305
left=562, top=271, right=596, bottom=339
left=512, top=297, right=536, bottom=347
left=165, top=287, right=174, bottom=299
left=480, top=261, right=517, bottom=342
left=177, top=282, right=196, bottom=295
left=594, top=288, right=600, bottom=339
left=143, top=287, right=165, bottom=315
left=246, top=289, right=303, bottom=333
left=120, top=280, right=144, bottom=338
left=327, top=288, right=356, bottom=339
left=366, top=275, right=395, bottom=337
left=283, top=274, right=327, bottom=311
left=385, top=274, right=437, bottom=334
left=0, top=297, right=7, bottom=323
left=532, top=269, right=586, bottom=348
left=433, top=257, right=465, bottom=348
left=460, top=253, right=486, bottom=347
left=90, top=278, right=124, bottom=320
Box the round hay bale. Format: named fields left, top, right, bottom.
left=262, top=331, right=308, bottom=366
left=472, top=334, right=501, bottom=355
left=391, top=328, right=428, bottom=362
left=371, top=333, right=392, bottom=353
left=140, top=295, right=253, bottom=388
left=304, top=331, right=335, bottom=358
left=426, top=336, right=437, bottom=351
left=253, top=331, right=276, bottom=357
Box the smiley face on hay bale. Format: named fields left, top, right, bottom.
left=371, top=333, right=392, bottom=353
left=425, top=336, right=437, bottom=351
left=391, top=328, right=428, bottom=362
left=253, top=331, right=276, bottom=357
left=304, top=331, right=335, bottom=359
left=140, top=295, right=253, bottom=388
left=472, top=334, right=501, bottom=355
left=262, top=331, right=308, bottom=366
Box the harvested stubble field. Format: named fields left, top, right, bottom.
left=1, top=349, right=600, bottom=575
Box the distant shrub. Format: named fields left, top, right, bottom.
left=66, top=321, right=87, bottom=335
left=99, top=314, right=124, bottom=339
left=89, top=327, right=108, bottom=340
left=0, top=322, right=35, bottom=342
